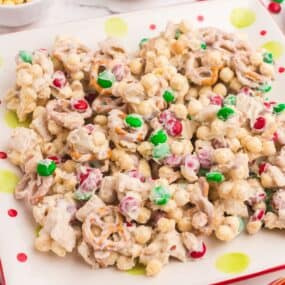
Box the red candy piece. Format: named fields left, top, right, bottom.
left=17, top=253, right=27, bottom=263
left=159, top=110, right=172, bottom=124
left=197, top=15, right=204, bottom=22
left=259, top=162, right=268, bottom=175
left=159, top=110, right=183, bottom=136
left=8, top=208, right=18, bottom=217
left=268, top=2, right=282, bottom=14
left=52, top=71, right=67, bottom=89
left=251, top=209, right=265, bottom=221
left=47, top=156, right=61, bottom=164
left=273, top=131, right=279, bottom=142
left=188, top=242, right=206, bottom=259
left=78, top=167, right=103, bottom=192
left=164, top=154, right=183, bottom=167
left=210, top=95, right=223, bottom=106
left=0, top=151, right=7, bottom=159
left=112, top=64, right=127, bottom=82
left=71, top=99, right=89, bottom=112
left=119, top=196, right=139, bottom=216
left=253, top=116, right=266, bottom=130
left=84, top=124, right=95, bottom=134
left=149, top=24, right=156, bottom=30
left=260, top=30, right=267, bottom=36
left=165, top=118, right=183, bottom=136
left=279, top=67, right=285, bottom=74
left=128, top=169, right=146, bottom=182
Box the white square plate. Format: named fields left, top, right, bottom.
left=0, top=0, right=285, bottom=284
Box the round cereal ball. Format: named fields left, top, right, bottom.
left=187, top=99, right=203, bottom=116
left=146, top=260, right=163, bottom=277
left=213, top=83, right=227, bottom=97
left=219, top=67, right=234, bottom=83
left=134, top=226, right=152, bottom=244
left=246, top=220, right=262, bottom=235
left=196, top=126, right=211, bottom=140
left=215, top=225, right=235, bottom=241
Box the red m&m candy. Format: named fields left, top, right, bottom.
left=253, top=116, right=266, bottom=130
left=268, top=2, right=282, bottom=14
left=71, top=99, right=89, bottom=112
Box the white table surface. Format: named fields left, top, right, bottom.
left=0, top=0, right=284, bottom=35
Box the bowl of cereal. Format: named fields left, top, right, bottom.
left=0, top=0, right=52, bottom=27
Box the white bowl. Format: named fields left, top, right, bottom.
left=0, top=0, right=53, bottom=27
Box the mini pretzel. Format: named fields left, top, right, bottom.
left=15, top=174, right=53, bottom=205
left=46, top=99, right=92, bottom=130
left=82, top=206, right=130, bottom=252
left=92, top=94, right=126, bottom=114
left=232, top=54, right=269, bottom=89
left=89, top=59, right=113, bottom=95
left=186, top=52, right=220, bottom=86
left=108, top=109, right=148, bottom=144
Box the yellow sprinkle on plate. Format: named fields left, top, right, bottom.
left=105, top=17, right=128, bottom=37
left=262, top=41, right=284, bottom=60
left=230, top=8, right=256, bottom=29
left=4, top=110, right=31, bottom=128
left=216, top=252, right=250, bottom=274
left=0, top=169, right=19, bottom=194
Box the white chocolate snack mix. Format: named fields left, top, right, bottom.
left=5, top=22, right=285, bottom=276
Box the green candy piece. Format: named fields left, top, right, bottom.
left=74, top=190, right=92, bottom=201
left=272, top=0, right=284, bottom=3
left=273, top=103, right=285, bottom=114
left=187, top=114, right=192, bottom=120
left=198, top=168, right=208, bottom=177
left=259, top=84, right=272, bottom=93
left=152, top=143, right=170, bottom=160
left=206, top=171, right=225, bottom=183
left=223, top=95, right=237, bottom=106
left=151, top=186, right=170, bottom=205
left=37, top=159, right=56, bottom=177
left=263, top=52, right=273, bottom=64
left=125, top=114, right=143, bottom=128
left=175, top=29, right=182, bottom=40
left=19, top=50, right=32, bottom=64
left=139, top=38, right=148, bottom=48
left=217, top=107, right=235, bottom=121
left=97, top=70, right=115, bottom=88
left=163, top=90, right=175, bottom=103
left=238, top=217, right=245, bottom=233
left=200, top=42, right=207, bottom=50
left=150, top=129, right=168, bottom=145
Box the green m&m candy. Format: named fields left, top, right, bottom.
left=150, top=129, right=168, bottom=145
left=217, top=107, right=235, bottom=121
left=152, top=143, right=170, bottom=160
left=223, top=95, right=236, bottom=106
left=74, top=190, right=92, bottom=201
left=206, top=171, right=225, bottom=183
left=263, top=52, right=273, bottom=64
left=273, top=103, right=285, bottom=114
left=151, top=186, right=171, bottom=205
left=125, top=114, right=144, bottom=128
left=259, top=83, right=272, bottom=93
left=37, top=159, right=56, bottom=176
left=139, top=38, right=148, bottom=48
left=163, top=89, right=175, bottom=103
left=200, top=42, right=207, bottom=50
left=272, top=0, right=284, bottom=3
left=19, top=50, right=33, bottom=64
left=97, top=70, right=116, bottom=88
left=175, top=29, right=182, bottom=40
